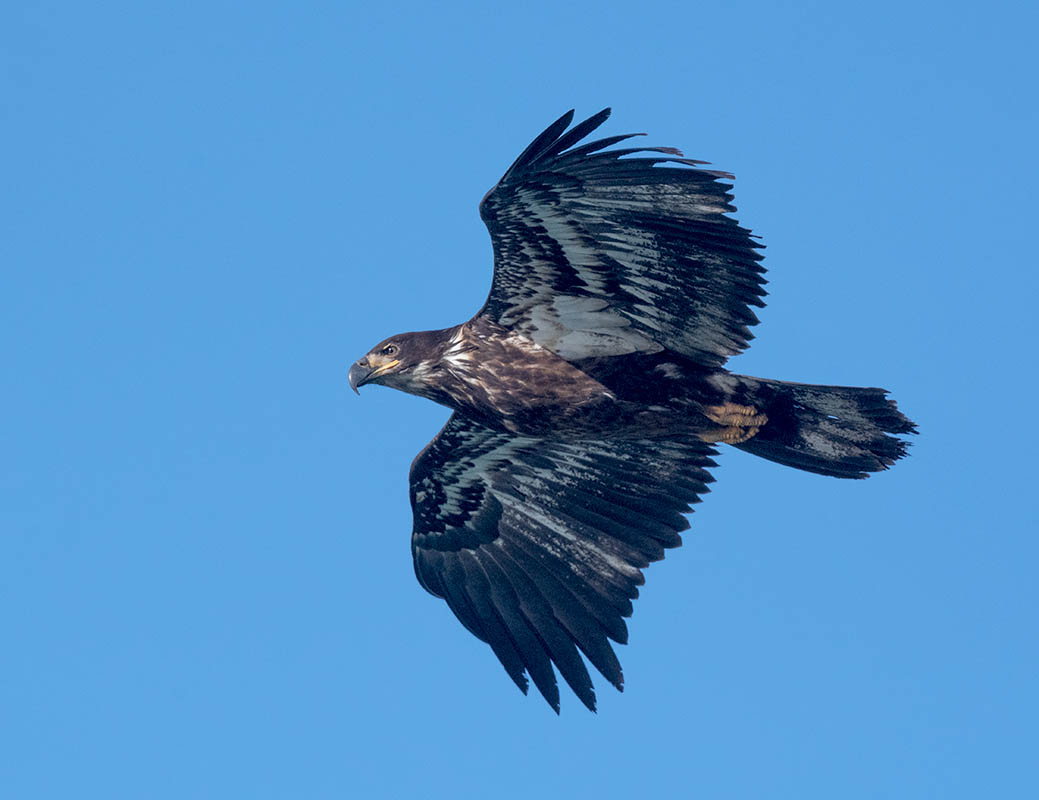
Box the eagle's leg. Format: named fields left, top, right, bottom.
left=699, top=403, right=768, bottom=444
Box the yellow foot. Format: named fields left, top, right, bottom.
left=699, top=403, right=768, bottom=444
left=704, top=403, right=769, bottom=427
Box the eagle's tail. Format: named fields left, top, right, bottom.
left=724, top=375, right=917, bottom=479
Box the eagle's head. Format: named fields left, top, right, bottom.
left=348, top=329, right=453, bottom=396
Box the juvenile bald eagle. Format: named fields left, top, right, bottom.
left=349, top=109, right=915, bottom=712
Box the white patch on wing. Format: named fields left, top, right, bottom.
left=496, top=486, right=641, bottom=581
left=653, top=362, right=682, bottom=379
left=588, top=184, right=730, bottom=219
left=524, top=294, right=661, bottom=359
left=540, top=211, right=601, bottom=271
left=708, top=373, right=740, bottom=393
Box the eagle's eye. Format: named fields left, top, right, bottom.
left=381, top=344, right=399, bottom=357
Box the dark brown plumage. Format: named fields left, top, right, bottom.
left=349, top=109, right=916, bottom=712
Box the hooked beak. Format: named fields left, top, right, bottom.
left=348, top=357, right=400, bottom=394
left=348, top=360, right=371, bottom=394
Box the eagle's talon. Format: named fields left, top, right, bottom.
left=698, top=425, right=762, bottom=445
left=703, top=403, right=768, bottom=439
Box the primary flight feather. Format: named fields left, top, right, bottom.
left=349, top=109, right=915, bottom=712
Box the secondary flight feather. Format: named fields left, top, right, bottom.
left=348, top=109, right=916, bottom=712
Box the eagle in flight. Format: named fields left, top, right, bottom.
left=349, top=109, right=915, bottom=712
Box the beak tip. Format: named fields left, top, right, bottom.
left=348, top=361, right=368, bottom=395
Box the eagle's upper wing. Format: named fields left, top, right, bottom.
left=477, top=108, right=766, bottom=366
left=409, top=412, right=717, bottom=712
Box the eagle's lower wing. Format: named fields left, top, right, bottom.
left=409, top=412, right=717, bottom=712
left=477, top=108, right=766, bottom=367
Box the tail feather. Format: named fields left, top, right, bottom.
left=729, top=376, right=916, bottom=479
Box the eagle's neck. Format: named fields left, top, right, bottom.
left=403, top=323, right=483, bottom=408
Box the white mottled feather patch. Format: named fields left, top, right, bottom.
left=653, top=363, right=682, bottom=379
left=525, top=295, right=660, bottom=359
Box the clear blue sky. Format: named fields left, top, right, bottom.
left=3, top=1, right=1036, bottom=797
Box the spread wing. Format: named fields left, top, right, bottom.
left=478, top=108, right=766, bottom=366
left=409, top=413, right=717, bottom=712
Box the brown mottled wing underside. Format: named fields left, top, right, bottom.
left=477, top=108, right=767, bottom=366
left=409, top=412, right=717, bottom=712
